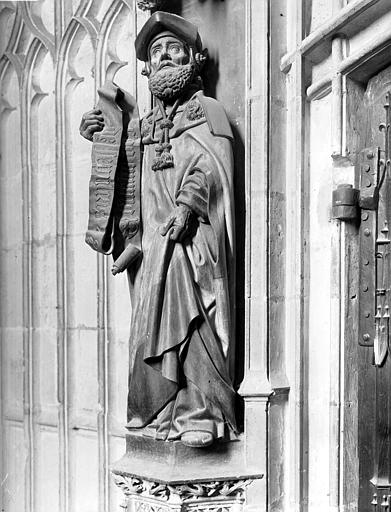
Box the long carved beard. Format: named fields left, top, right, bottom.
left=148, top=63, right=196, bottom=102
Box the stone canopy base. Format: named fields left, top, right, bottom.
left=111, top=433, right=263, bottom=512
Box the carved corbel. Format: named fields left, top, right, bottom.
left=113, top=473, right=251, bottom=511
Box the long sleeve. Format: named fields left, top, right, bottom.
left=175, top=167, right=209, bottom=221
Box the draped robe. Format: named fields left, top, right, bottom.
left=125, top=91, right=237, bottom=439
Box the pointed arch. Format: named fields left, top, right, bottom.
left=54, top=8, right=102, bottom=511
left=19, top=3, right=55, bottom=58
left=95, top=0, right=130, bottom=87
left=0, top=7, right=24, bottom=85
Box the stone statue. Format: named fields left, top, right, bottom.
left=80, top=11, right=237, bottom=448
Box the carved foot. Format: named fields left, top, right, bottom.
left=181, top=431, right=214, bottom=448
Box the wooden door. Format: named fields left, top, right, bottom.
left=356, top=65, right=391, bottom=511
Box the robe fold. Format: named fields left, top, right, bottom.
left=123, top=91, right=237, bottom=438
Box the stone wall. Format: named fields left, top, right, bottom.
left=0, top=2, right=148, bottom=511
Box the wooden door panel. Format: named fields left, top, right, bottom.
left=357, top=65, right=391, bottom=510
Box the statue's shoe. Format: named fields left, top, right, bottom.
left=181, top=431, right=214, bottom=448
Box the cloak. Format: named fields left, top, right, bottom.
left=126, top=91, right=237, bottom=433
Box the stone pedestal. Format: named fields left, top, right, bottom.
left=111, top=433, right=263, bottom=512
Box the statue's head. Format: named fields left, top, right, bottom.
left=135, top=11, right=207, bottom=102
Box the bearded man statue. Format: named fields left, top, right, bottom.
left=80, top=11, right=237, bottom=448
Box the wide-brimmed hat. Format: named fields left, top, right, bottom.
left=135, top=11, right=202, bottom=62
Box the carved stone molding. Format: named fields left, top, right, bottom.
left=114, top=474, right=250, bottom=511
left=114, top=474, right=250, bottom=502
left=130, top=499, right=243, bottom=512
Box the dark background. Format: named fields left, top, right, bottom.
left=158, top=0, right=246, bottom=393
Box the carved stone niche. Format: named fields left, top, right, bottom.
left=111, top=433, right=262, bottom=512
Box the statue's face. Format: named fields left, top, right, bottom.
left=149, top=35, right=190, bottom=73
left=147, top=34, right=195, bottom=103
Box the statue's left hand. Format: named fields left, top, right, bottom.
left=160, top=205, right=193, bottom=242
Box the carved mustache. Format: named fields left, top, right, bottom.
left=157, top=60, right=178, bottom=71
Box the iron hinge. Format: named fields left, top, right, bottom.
left=358, top=147, right=380, bottom=347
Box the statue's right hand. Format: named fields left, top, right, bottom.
left=79, top=108, right=105, bottom=141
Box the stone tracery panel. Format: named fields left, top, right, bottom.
left=0, top=31, right=26, bottom=512
left=0, top=1, right=139, bottom=511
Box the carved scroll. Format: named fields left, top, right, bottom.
left=85, top=80, right=142, bottom=273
